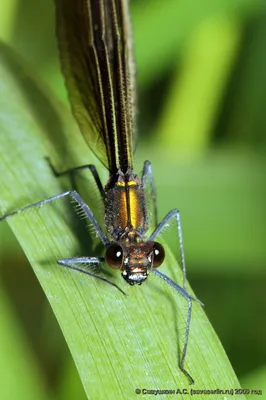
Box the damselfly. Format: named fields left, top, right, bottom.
left=0, top=0, right=203, bottom=384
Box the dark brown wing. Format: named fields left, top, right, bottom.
left=55, top=0, right=136, bottom=173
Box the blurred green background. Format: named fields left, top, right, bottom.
left=0, top=0, right=265, bottom=398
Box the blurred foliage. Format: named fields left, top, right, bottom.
left=0, top=0, right=265, bottom=398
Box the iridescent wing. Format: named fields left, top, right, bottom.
left=55, top=0, right=137, bottom=173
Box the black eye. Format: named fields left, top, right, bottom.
left=105, top=243, right=123, bottom=270
left=153, top=242, right=165, bottom=268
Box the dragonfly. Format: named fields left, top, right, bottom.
left=0, top=0, right=203, bottom=384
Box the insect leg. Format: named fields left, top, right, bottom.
left=45, top=157, right=104, bottom=200
left=58, top=256, right=127, bottom=296
left=141, top=160, right=158, bottom=227
left=152, top=269, right=203, bottom=385
left=0, top=190, right=109, bottom=247
left=149, top=209, right=187, bottom=289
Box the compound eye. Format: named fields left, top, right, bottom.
left=105, top=243, right=123, bottom=270
left=153, top=242, right=165, bottom=268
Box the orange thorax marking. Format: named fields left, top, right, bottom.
left=116, top=180, right=144, bottom=230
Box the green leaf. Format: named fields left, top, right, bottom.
left=0, top=280, right=49, bottom=400
left=0, top=43, right=245, bottom=399
left=240, top=365, right=266, bottom=397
